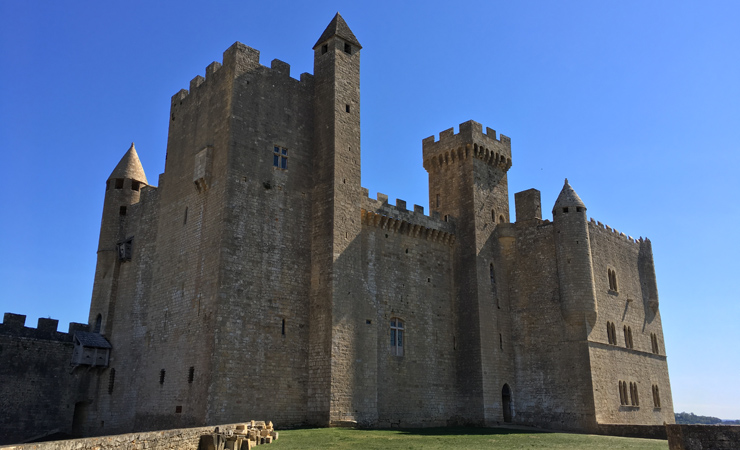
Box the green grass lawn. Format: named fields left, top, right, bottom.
left=269, top=427, right=669, bottom=449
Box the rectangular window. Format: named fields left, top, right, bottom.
left=273, top=146, right=288, bottom=169
left=390, top=319, right=404, bottom=356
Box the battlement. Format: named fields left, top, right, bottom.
left=170, top=42, right=314, bottom=106
left=422, top=120, right=512, bottom=173
left=0, top=312, right=88, bottom=342
left=361, top=188, right=456, bottom=246
left=588, top=218, right=648, bottom=246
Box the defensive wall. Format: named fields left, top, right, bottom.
left=0, top=423, right=243, bottom=450
left=666, top=424, right=740, bottom=449
left=0, top=314, right=91, bottom=445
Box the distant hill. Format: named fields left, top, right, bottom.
left=675, top=412, right=740, bottom=425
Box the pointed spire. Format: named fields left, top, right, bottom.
left=108, top=142, right=148, bottom=184
left=313, top=13, right=362, bottom=50
left=553, top=178, right=586, bottom=211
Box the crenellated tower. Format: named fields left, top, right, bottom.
left=422, top=120, right=513, bottom=424
left=88, top=143, right=148, bottom=335
left=552, top=179, right=598, bottom=335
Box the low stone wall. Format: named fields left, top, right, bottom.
left=596, top=424, right=667, bottom=440
left=666, top=424, right=740, bottom=450
left=0, top=423, right=242, bottom=450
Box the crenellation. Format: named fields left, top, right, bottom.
left=205, top=61, right=222, bottom=78
left=422, top=120, right=512, bottom=173
left=270, top=58, right=290, bottom=76
left=588, top=219, right=640, bottom=245
left=0, top=312, right=89, bottom=342
left=190, top=75, right=204, bottom=91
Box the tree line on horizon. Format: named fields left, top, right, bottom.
left=675, top=412, right=740, bottom=425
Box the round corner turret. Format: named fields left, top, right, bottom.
left=552, top=178, right=587, bottom=218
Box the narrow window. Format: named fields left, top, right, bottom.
left=390, top=318, right=404, bottom=356
left=188, top=366, right=194, bottom=384
left=499, top=215, right=505, bottom=223
left=119, top=206, right=127, bottom=216
left=606, top=322, right=612, bottom=344
left=344, top=43, right=352, bottom=54
left=114, top=178, right=124, bottom=189
left=159, top=369, right=166, bottom=384
left=499, top=333, right=503, bottom=350
left=108, top=368, right=115, bottom=394
left=619, top=381, right=624, bottom=405
left=651, top=333, right=659, bottom=354
left=183, top=207, right=188, bottom=225
left=345, top=104, right=350, bottom=113
left=653, top=385, right=661, bottom=408
left=175, top=406, right=182, bottom=413
left=273, top=146, right=288, bottom=169
left=490, top=263, right=499, bottom=308
left=94, top=314, right=102, bottom=333
left=321, top=44, right=328, bottom=54
left=436, top=194, right=440, bottom=208
left=131, top=180, right=141, bottom=191
left=281, top=318, right=286, bottom=336
left=624, top=326, right=633, bottom=349
left=492, top=209, right=496, bottom=222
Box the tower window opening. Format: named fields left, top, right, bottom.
left=175, top=406, right=182, bottom=414
left=159, top=369, right=166, bottom=384
left=499, top=333, right=503, bottom=350
left=652, top=385, right=661, bottom=408
left=273, top=146, right=288, bottom=169
left=114, top=178, right=124, bottom=189
left=390, top=318, right=405, bottom=356
left=436, top=194, right=440, bottom=208
left=499, top=215, right=505, bottom=223
left=623, top=325, right=633, bottom=349
left=607, top=321, right=617, bottom=345
left=188, top=366, right=194, bottom=383
left=131, top=181, right=141, bottom=191
left=108, top=368, right=115, bottom=394
left=345, top=104, right=350, bottom=113
left=651, top=333, right=659, bottom=354
left=562, top=207, right=569, bottom=213
left=321, top=44, right=328, bottom=54
left=117, top=238, right=133, bottom=262
left=344, top=43, right=351, bottom=54
left=106, top=180, right=110, bottom=191
left=94, top=314, right=102, bottom=333
left=492, top=209, right=496, bottom=222
left=281, top=318, right=286, bottom=336
left=608, top=268, right=618, bottom=291
left=119, top=206, right=127, bottom=216
left=576, top=206, right=583, bottom=212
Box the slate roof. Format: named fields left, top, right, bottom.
left=313, top=13, right=362, bottom=49
left=74, top=331, right=112, bottom=349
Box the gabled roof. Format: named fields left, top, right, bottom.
left=313, top=13, right=362, bottom=50
left=108, top=143, right=148, bottom=184
left=553, top=178, right=586, bottom=210
left=74, top=331, right=112, bottom=349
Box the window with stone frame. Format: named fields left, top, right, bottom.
left=117, top=238, right=133, bottom=262
left=273, top=146, right=288, bottom=169
left=608, top=268, right=618, bottom=292
left=390, top=318, right=404, bottom=357
left=652, top=384, right=661, bottom=408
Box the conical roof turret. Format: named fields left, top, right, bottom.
left=108, top=143, right=148, bottom=184
left=553, top=178, right=585, bottom=211
left=313, top=13, right=362, bottom=49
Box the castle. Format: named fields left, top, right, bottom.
left=0, top=14, right=674, bottom=444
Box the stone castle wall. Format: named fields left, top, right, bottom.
left=0, top=314, right=90, bottom=445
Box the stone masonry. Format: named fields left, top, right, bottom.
left=0, top=13, right=674, bottom=444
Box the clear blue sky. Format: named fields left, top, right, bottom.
left=1, top=0, right=738, bottom=420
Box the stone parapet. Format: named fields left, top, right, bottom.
left=666, top=424, right=740, bottom=450
left=361, top=190, right=455, bottom=245
left=0, top=313, right=88, bottom=342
